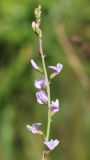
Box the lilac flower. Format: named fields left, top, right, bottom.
left=50, top=99, right=59, bottom=113
left=26, top=123, right=42, bottom=134
left=31, top=59, right=39, bottom=70
left=43, top=139, right=59, bottom=151
left=36, top=90, right=48, bottom=104
left=34, top=77, right=46, bottom=89
left=48, top=63, right=63, bottom=76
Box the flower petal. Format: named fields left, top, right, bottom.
left=48, top=63, right=63, bottom=75
left=43, top=139, right=59, bottom=150
left=31, top=59, right=39, bottom=70
left=26, top=123, right=41, bottom=134
left=36, top=90, right=48, bottom=104
left=50, top=99, right=59, bottom=113
left=34, top=77, right=46, bottom=89
left=56, top=63, right=63, bottom=73
left=48, top=66, right=57, bottom=71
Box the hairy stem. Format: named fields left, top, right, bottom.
left=39, top=36, right=51, bottom=141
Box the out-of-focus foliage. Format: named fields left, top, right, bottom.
left=0, top=0, right=90, bottom=160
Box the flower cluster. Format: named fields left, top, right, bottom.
left=31, top=59, right=62, bottom=115
left=26, top=5, right=63, bottom=158
left=27, top=59, right=63, bottom=151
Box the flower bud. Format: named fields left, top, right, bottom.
left=34, top=5, right=41, bottom=19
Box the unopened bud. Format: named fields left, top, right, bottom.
left=35, top=5, right=41, bottom=19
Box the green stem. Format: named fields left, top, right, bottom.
left=42, top=151, right=45, bottom=160
left=39, top=36, right=51, bottom=141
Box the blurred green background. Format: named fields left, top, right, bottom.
left=0, top=0, right=90, bottom=160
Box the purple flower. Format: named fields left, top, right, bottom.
left=48, top=63, right=63, bottom=76
left=50, top=99, right=59, bottom=113
left=34, top=77, right=46, bottom=89
left=43, top=139, right=59, bottom=151
left=31, top=59, right=39, bottom=70
left=26, top=123, right=42, bottom=134
left=36, top=90, right=48, bottom=104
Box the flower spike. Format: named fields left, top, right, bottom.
left=28, top=5, right=63, bottom=159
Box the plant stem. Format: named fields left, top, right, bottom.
left=39, top=36, right=51, bottom=141
left=42, top=151, right=46, bottom=160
